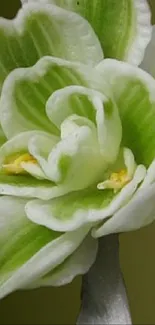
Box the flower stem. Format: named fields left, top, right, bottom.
left=77, top=234, right=132, bottom=324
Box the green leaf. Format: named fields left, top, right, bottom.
left=0, top=1, right=103, bottom=91
left=96, top=59, right=155, bottom=167
left=0, top=196, right=90, bottom=299
left=140, top=26, right=155, bottom=78
left=27, top=234, right=98, bottom=288
left=44, top=0, right=152, bottom=65
left=25, top=165, right=145, bottom=232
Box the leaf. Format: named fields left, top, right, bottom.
left=38, top=0, right=152, bottom=65
left=0, top=1, right=103, bottom=91
left=96, top=59, right=155, bottom=167
left=0, top=195, right=90, bottom=299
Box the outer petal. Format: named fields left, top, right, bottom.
left=140, top=26, right=155, bottom=77
left=0, top=196, right=90, bottom=299
left=0, top=56, right=104, bottom=139
left=96, top=59, right=155, bottom=167
left=92, top=183, right=155, bottom=237
left=27, top=234, right=98, bottom=288
left=0, top=2, right=103, bottom=91
left=32, top=0, right=152, bottom=65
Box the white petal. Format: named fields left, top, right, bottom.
left=92, top=183, right=155, bottom=237
left=28, top=234, right=98, bottom=288
left=0, top=224, right=90, bottom=299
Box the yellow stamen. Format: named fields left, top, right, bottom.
left=2, top=153, right=37, bottom=175
left=97, top=169, right=131, bottom=193
left=110, top=169, right=130, bottom=186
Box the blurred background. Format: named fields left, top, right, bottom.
left=0, top=0, right=155, bottom=324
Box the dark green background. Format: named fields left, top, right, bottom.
left=0, top=1, right=155, bottom=324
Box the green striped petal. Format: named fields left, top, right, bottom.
left=44, top=0, right=152, bottom=65
left=0, top=175, right=63, bottom=200
left=0, top=56, right=121, bottom=193
left=140, top=25, right=155, bottom=77
left=96, top=59, right=155, bottom=167
left=0, top=56, right=103, bottom=139
left=27, top=234, right=98, bottom=288
left=46, top=85, right=122, bottom=164
left=92, top=182, right=155, bottom=237
left=44, top=86, right=122, bottom=191
left=25, top=165, right=145, bottom=232
left=0, top=2, right=103, bottom=92
left=0, top=196, right=90, bottom=299
left=0, top=196, right=60, bottom=298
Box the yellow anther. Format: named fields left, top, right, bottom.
left=110, top=169, right=130, bottom=186
left=2, top=153, right=37, bottom=175
left=97, top=169, right=131, bottom=193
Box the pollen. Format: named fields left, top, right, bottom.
left=110, top=169, right=130, bottom=185
left=97, top=169, right=131, bottom=192
left=2, top=153, right=37, bottom=175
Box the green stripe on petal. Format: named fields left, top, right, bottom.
left=49, top=0, right=151, bottom=65
left=0, top=196, right=90, bottom=299
left=0, top=196, right=60, bottom=296
left=25, top=165, right=145, bottom=232
left=46, top=85, right=122, bottom=164
left=92, top=182, right=155, bottom=237
left=43, top=85, right=122, bottom=191
left=0, top=56, right=103, bottom=139
left=0, top=2, right=103, bottom=91
left=27, top=234, right=98, bottom=288
left=0, top=174, right=70, bottom=200
left=96, top=59, right=155, bottom=166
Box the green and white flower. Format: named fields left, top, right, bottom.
left=0, top=0, right=155, bottom=299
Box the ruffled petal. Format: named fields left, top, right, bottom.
left=0, top=195, right=90, bottom=299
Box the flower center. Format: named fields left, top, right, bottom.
left=2, top=153, right=37, bottom=175
left=97, top=169, right=131, bottom=193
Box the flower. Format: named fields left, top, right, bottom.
left=0, top=0, right=154, bottom=299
